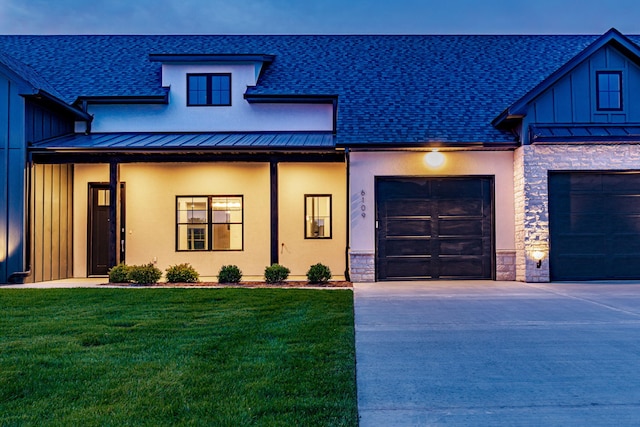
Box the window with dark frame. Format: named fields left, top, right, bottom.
left=305, top=195, right=332, bottom=239
left=187, top=73, right=231, bottom=106
left=596, top=71, right=622, bottom=111
left=176, top=196, right=243, bottom=251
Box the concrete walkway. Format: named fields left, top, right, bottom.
left=355, top=280, right=640, bottom=426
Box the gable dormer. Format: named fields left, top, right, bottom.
left=494, top=28, right=640, bottom=144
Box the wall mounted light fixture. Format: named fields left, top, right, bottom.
left=531, top=250, right=546, bottom=268
left=424, top=149, right=445, bottom=168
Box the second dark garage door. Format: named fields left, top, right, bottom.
left=376, top=177, right=494, bottom=280
left=549, top=172, right=640, bottom=280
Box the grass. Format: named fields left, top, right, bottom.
left=0, top=288, right=356, bottom=426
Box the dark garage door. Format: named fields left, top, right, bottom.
left=376, top=177, right=494, bottom=280
left=549, top=172, right=640, bottom=280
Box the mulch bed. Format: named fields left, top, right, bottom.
left=108, top=281, right=352, bottom=288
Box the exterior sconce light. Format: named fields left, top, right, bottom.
left=424, top=149, right=445, bottom=168
left=531, top=250, right=546, bottom=268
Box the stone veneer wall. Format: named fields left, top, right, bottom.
left=496, top=250, right=516, bottom=281
left=349, top=251, right=375, bottom=282
left=514, top=143, right=640, bottom=282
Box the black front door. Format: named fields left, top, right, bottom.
left=376, top=177, right=494, bottom=280
left=88, top=183, right=125, bottom=276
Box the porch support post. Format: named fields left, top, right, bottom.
left=108, top=161, right=121, bottom=269
left=270, top=160, right=279, bottom=265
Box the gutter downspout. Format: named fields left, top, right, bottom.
left=344, top=148, right=351, bottom=282
left=8, top=158, right=32, bottom=284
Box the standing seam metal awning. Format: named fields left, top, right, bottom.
left=29, top=132, right=337, bottom=151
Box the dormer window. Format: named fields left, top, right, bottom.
left=187, top=73, right=231, bottom=106
left=596, top=71, right=622, bottom=111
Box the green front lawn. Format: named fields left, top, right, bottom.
left=0, top=288, right=356, bottom=426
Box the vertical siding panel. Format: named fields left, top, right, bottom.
left=67, top=165, right=74, bottom=278
left=627, top=65, right=640, bottom=121
left=59, top=165, right=69, bottom=278
left=572, top=62, right=591, bottom=122
left=33, top=164, right=44, bottom=282
left=608, top=47, right=626, bottom=68
left=25, top=165, right=36, bottom=283
left=553, top=77, right=572, bottom=123
left=534, top=90, right=555, bottom=123
left=51, top=165, right=61, bottom=280
left=43, top=164, right=52, bottom=281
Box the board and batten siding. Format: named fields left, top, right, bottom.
left=28, top=163, right=74, bottom=282
left=0, top=73, right=27, bottom=283
left=522, top=45, right=640, bottom=144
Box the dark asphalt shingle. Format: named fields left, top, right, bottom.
left=0, top=34, right=631, bottom=145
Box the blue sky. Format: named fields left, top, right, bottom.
left=1, top=0, right=640, bottom=34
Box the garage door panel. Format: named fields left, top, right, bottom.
left=610, top=235, right=640, bottom=252
left=607, top=196, right=640, bottom=213
left=386, top=200, right=431, bottom=216
left=438, top=199, right=483, bottom=216
left=610, top=215, right=640, bottom=232
left=436, top=180, right=484, bottom=197
left=439, top=239, right=484, bottom=255
left=549, top=172, right=640, bottom=280
left=384, top=239, right=431, bottom=256
left=439, top=257, right=485, bottom=278
left=553, top=234, right=606, bottom=253
left=603, top=174, right=640, bottom=191
left=439, top=219, right=484, bottom=236
left=382, top=258, right=432, bottom=279
left=553, top=255, right=607, bottom=279
left=386, top=219, right=431, bottom=236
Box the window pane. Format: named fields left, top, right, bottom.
left=177, top=197, right=209, bottom=250
left=210, top=75, right=230, bottom=105
left=213, top=223, right=242, bottom=250
left=609, top=92, right=620, bottom=109
left=188, top=75, right=207, bottom=105
left=211, top=196, right=243, bottom=250
left=305, top=195, right=331, bottom=238
left=609, top=73, right=620, bottom=90
left=177, top=224, right=208, bottom=250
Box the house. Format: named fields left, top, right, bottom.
left=2, top=28, right=640, bottom=284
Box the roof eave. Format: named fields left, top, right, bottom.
left=25, top=90, right=92, bottom=121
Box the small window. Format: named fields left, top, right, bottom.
left=187, top=73, right=231, bottom=106
left=176, top=196, right=243, bottom=251
left=596, top=71, right=622, bottom=111
left=305, top=195, right=332, bottom=239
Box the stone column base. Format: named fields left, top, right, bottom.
left=496, top=250, right=516, bottom=281
left=349, top=251, right=375, bottom=282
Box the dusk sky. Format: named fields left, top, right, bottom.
left=1, top=0, right=640, bottom=35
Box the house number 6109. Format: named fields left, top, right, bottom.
left=360, top=190, right=366, bottom=218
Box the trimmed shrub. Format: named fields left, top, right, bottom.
left=264, top=263, right=290, bottom=284
left=128, top=263, right=162, bottom=285
left=218, top=265, right=242, bottom=283
left=306, top=263, right=332, bottom=284
left=108, top=263, right=130, bottom=283
left=166, top=263, right=199, bottom=283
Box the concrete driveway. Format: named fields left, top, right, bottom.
left=355, top=280, right=640, bottom=426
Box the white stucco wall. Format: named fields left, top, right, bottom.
left=349, top=150, right=516, bottom=255
left=86, top=63, right=333, bottom=133
left=73, top=161, right=347, bottom=280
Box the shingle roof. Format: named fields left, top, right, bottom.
left=1, top=34, right=634, bottom=145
